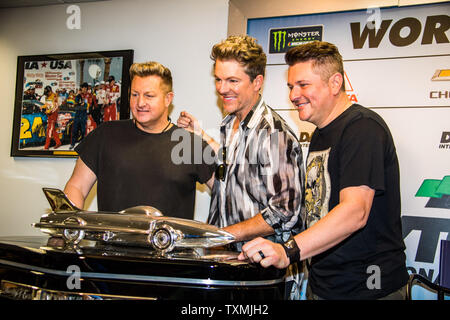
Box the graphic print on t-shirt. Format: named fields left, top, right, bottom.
left=305, top=148, right=331, bottom=228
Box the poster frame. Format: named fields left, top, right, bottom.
left=10, top=49, right=134, bottom=158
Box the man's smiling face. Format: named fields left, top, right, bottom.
left=287, top=60, right=335, bottom=128
left=214, top=59, right=262, bottom=120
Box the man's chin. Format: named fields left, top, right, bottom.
left=297, top=112, right=311, bottom=123
left=135, top=118, right=156, bottom=128
left=222, top=104, right=237, bottom=114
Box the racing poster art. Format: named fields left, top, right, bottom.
left=11, top=50, right=133, bottom=157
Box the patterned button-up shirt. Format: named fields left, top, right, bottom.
left=208, top=97, right=305, bottom=247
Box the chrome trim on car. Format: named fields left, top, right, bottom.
left=0, top=280, right=157, bottom=300
left=0, top=258, right=285, bottom=287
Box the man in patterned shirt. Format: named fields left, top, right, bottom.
left=179, top=35, right=304, bottom=246
left=177, top=36, right=305, bottom=298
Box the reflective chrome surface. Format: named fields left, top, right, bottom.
left=0, top=280, right=157, bottom=300
left=34, top=188, right=235, bottom=253
left=0, top=236, right=287, bottom=300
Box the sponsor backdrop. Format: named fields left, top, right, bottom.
left=248, top=2, right=449, bottom=299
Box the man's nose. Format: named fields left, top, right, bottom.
left=217, top=81, right=229, bottom=94
left=289, top=86, right=300, bottom=103
left=137, top=94, right=145, bottom=106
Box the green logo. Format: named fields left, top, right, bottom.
left=269, top=26, right=323, bottom=54
left=415, top=176, right=450, bottom=209
left=273, top=30, right=286, bottom=52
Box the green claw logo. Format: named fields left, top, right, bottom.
left=273, top=31, right=286, bottom=52
left=269, top=26, right=322, bottom=54
left=416, top=176, right=450, bottom=209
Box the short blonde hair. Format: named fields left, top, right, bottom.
left=211, top=35, right=266, bottom=81
left=129, top=61, right=173, bottom=92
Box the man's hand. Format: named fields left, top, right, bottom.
left=177, top=111, right=202, bottom=136
left=177, top=111, right=220, bottom=153
left=238, top=237, right=290, bottom=269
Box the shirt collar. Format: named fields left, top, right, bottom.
left=242, top=95, right=263, bottom=129
left=220, top=95, right=264, bottom=130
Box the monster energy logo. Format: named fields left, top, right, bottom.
left=273, top=31, right=287, bottom=52
left=269, top=26, right=323, bottom=54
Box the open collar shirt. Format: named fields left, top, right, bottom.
left=207, top=97, right=305, bottom=246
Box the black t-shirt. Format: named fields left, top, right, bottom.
left=305, top=104, right=408, bottom=299
left=75, top=120, right=216, bottom=219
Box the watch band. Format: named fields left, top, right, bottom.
left=281, top=237, right=301, bottom=262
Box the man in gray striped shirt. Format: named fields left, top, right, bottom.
left=178, top=35, right=304, bottom=253
left=178, top=35, right=305, bottom=299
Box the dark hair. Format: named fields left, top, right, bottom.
left=129, top=61, right=173, bottom=93
left=211, top=35, right=266, bottom=81
left=285, top=41, right=345, bottom=92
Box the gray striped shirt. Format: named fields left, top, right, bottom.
left=208, top=98, right=305, bottom=246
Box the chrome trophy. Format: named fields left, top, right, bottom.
left=34, top=188, right=235, bottom=254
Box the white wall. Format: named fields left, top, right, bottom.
left=0, top=0, right=228, bottom=236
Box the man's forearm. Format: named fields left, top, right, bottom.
left=63, top=157, right=97, bottom=210
left=223, top=213, right=274, bottom=242
left=63, top=184, right=86, bottom=209
left=292, top=186, right=374, bottom=261
left=200, top=129, right=220, bottom=154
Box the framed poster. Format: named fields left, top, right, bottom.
left=10, top=49, right=134, bottom=158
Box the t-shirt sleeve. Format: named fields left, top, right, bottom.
left=192, top=135, right=217, bottom=184
left=74, top=124, right=105, bottom=175
left=339, top=117, right=387, bottom=193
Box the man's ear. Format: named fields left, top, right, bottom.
left=165, top=91, right=174, bottom=107
left=329, top=72, right=344, bottom=95
left=252, top=74, right=264, bottom=92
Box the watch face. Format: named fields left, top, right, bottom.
left=285, top=239, right=295, bottom=249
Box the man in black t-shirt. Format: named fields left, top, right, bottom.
left=64, top=62, right=215, bottom=219
left=239, top=41, right=409, bottom=300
